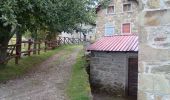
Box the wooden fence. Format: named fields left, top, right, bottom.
left=0, top=37, right=83, bottom=64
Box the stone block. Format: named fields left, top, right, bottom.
left=144, top=10, right=165, bottom=26
left=154, top=94, right=170, bottom=100
left=91, top=57, right=100, bottom=62
left=138, top=74, right=154, bottom=92
left=165, top=0, right=170, bottom=7
left=141, top=61, right=170, bottom=74
left=146, top=25, right=170, bottom=49
left=97, top=67, right=108, bottom=72
left=153, top=74, right=170, bottom=94
left=90, top=70, right=99, bottom=77
left=139, top=44, right=170, bottom=61
left=102, top=61, right=113, bottom=66
left=138, top=91, right=148, bottom=100
left=147, top=0, right=160, bottom=9
left=165, top=74, right=170, bottom=83
left=110, top=64, right=126, bottom=71
left=138, top=61, right=145, bottom=73
left=161, top=95, right=170, bottom=100
left=141, top=9, right=170, bottom=26
left=151, top=64, right=170, bottom=74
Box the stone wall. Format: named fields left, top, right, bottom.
left=90, top=51, right=137, bottom=96
left=138, top=0, right=170, bottom=100
left=96, top=0, right=139, bottom=39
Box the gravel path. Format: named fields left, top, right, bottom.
left=0, top=46, right=81, bottom=100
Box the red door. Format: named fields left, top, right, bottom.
left=128, top=58, right=138, bottom=98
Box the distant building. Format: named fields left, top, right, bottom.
left=59, top=25, right=96, bottom=41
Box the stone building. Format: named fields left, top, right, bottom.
left=87, top=35, right=138, bottom=98
left=95, top=0, right=139, bottom=39
left=88, top=0, right=170, bottom=99
left=137, top=0, right=170, bottom=100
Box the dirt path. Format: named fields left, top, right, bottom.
left=0, top=46, right=81, bottom=100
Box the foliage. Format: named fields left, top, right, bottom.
left=24, top=30, right=47, bottom=41
left=0, top=0, right=97, bottom=64
left=0, top=0, right=96, bottom=35
left=67, top=48, right=91, bottom=100
left=98, top=0, right=112, bottom=8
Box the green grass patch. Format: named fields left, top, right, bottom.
left=0, top=45, right=78, bottom=83
left=67, top=49, right=92, bottom=100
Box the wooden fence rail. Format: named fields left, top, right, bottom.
left=0, top=37, right=83, bottom=64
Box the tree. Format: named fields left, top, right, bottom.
left=0, top=0, right=97, bottom=65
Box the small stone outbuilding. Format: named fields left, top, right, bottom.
left=87, top=35, right=138, bottom=98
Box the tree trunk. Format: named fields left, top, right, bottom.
left=0, top=25, right=17, bottom=66
left=33, top=40, right=37, bottom=54
left=0, top=38, right=10, bottom=66
left=16, top=32, right=22, bottom=58
left=33, top=32, right=37, bottom=54
left=46, top=32, right=57, bottom=49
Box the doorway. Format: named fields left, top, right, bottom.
left=128, top=58, right=138, bottom=99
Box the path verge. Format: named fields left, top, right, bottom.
left=67, top=50, right=92, bottom=100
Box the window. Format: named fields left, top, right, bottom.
left=122, top=23, right=131, bottom=34
left=105, top=24, right=115, bottom=36
left=107, top=6, right=115, bottom=14
left=123, top=3, right=131, bottom=12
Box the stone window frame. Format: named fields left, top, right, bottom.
left=121, top=23, right=131, bottom=34
left=122, top=2, right=132, bottom=13
left=106, top=5, right=115, bottom=15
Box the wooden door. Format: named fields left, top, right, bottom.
left=128, top=58, right=138, bottom=97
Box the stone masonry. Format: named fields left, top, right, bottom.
left=138, top=0, right=170, bottom=100
left=96, top=0, right=139, bottom=39
left=90, top=51, right=137, bottom=96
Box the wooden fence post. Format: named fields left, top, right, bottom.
left=15, top=46, right=19, bottom=64
left=44, top=41, right=47, bottom=52
left=78, top=39, right=81, bottom=44
left=49, top=41, right=52, bottom=49
left=72, top=38, right=74, bottom=44
left=15, top=41, right=20, bottom=64
left=28, top=39, right=32, bottom=56
left=33, top=41, right=37, bottom=55
left=59, top=37, right=61, bottom=46
left=38, top=40, right=41, bottom=55
left=64, top=37, right=66, bottom=45
left=56, top=37, right=59, bottom=47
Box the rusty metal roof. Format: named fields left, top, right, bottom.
left=87, top=35, right=138, bottom=52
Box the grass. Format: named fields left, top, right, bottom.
left=67, top=49, right=92, bottom=100
left=0, top=45, right=77, bottom=83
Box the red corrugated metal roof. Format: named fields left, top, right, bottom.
left=87, top=35, right=138, bottom=52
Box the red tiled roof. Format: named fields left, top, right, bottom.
left=87, top=35, right=138, bottom=52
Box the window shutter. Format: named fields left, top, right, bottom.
left=122, top=23, right=130, bottom=33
